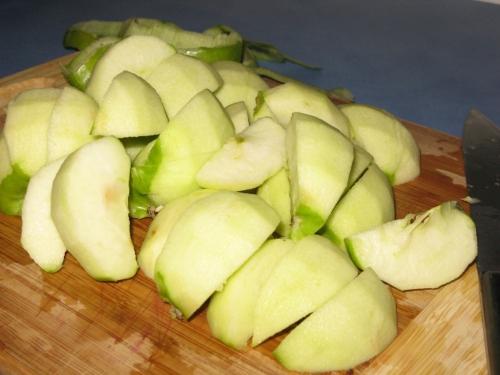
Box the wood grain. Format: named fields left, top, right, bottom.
left=0, top=54, right=487, bottom=374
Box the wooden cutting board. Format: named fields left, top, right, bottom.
left=0, top=54, right=487, bottom=375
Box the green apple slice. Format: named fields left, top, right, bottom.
left=212, top=60, right=269, bottom=121
left=146, top=53, right=223, bottom=119
left=254, top=81, right=351, bottom=138
left=319, top=162, right=395, bottom=251
left=154, top=190, right=280, bottom=319
left=273, top=268, right=397, bottom=373
left=91, top=71, right=169, bottom=137
left=251, top=235, right=358, bottom=347
left=0, top=131, right=12, bottom=186
left=195, top=117, right=286, bottom=191
left=257, top=168, right=292, bottom=238
left=345, top=201, right=478, bottom=290
left=225, top=101, right=249, bottom=134
left=206, top=238, right=295, bottom=350
left=4, top=87, right=62, bottom=178
left=131, top=89, right=234, bottom=206
left=51, top=136, right=138, bottom=281
left=287, top=112, right=354, bottom=241
left=339, top=103, right=420, bottom=185
left=120, top=135, right=157, bottom=162
left=346, top=144, right=374, bottom=190
left=137, top=188, right=218, bottom=279
left=21, top=157, right=67, bottom=273
left=47, top=86, right=99, bottom=162
left=85, top=34, right=177, bottom=105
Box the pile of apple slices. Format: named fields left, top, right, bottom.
left=0, top=34, right=478, bottom=372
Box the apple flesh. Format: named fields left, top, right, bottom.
left=286, top=112, right=354, bottom=241
left=146, top=53, right=223, bottom=119
left=154, top=190, right=280, bottom=319
left=85, top=35, right=176, bottom=105
left=137, top=188, right=217, bottom=279
left=253, top=81, right=351, bottom=138
left=256, top=168, right=292, bottom=238
left=251, top=235, right=358, bottom=347
left=345, top=201, right=478, bottom=290
left=319, top=162, right=395, bottom=251
left=51, top=136, right=138, bottom=281
left=91, top=70, right=169, bottom=137
left=195, top=117, right=286, bottom=191
left=212, top=60, right=269, bottom=121
left=225, top=101, right=249, bottom=134
left=47, top=86, right=99, bottom=162
left=131, top=89, right=234, bottom=206
left=340, top=103, right=420, bottom=185
left=206, top=238, right=295, bottom=350
left=273, top=267, right=397, bottom=373
left=21, top=157, right=67, bottom=273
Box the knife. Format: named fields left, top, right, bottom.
left=462, top=108, right=500, bottom=374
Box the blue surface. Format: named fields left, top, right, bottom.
left=1, top=0, right=499, bottom=137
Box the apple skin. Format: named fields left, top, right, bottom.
left=345, top=201, right=478, bottom=290
left=273, top=268, right=397, bottom=373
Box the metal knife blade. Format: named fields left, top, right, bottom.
left=462, top=108, right=500, bottom=374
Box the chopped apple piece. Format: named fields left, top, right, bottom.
left=195, top=117, right=286, bottom=191
left=206, top=238, right=295, bottom=350
left=345, top=201, right=478, bottom=290
left=287, top=112, right=354, bottom=241
left=273, top=268, right=397, bottom=373
left=154, top=190, right=280, bottom=319
left=85, top=35, right=176, bottom=105
left=21, top=157, right=67, bottom=273
left=91, top=71, right=169, bottom=137
left=252, top=235, right=358, bottom=347
left=340, top=103, right=420, bottom=185
left=254, top=81, right=351, bottom=137
left=320, top=162, right=395, bottom=251
left=51, top=136, right=138, bottom=281
left=225, top=101, right=250, bottom=134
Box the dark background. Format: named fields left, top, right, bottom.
left=1, top=0, right=499, bottom=137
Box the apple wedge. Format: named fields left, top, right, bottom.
left=51, top=136, right=138, bottom=281
left=287, top=112, right=354, bottom=241
left=273, top=268, right=397, bottom=372
left=146, top=53, right=223, bottom=118
left=225, top=101, right=249, bottom=134
left=21, top=157, right=67, bottom=273
left=212, top=60, right=269, bottom=121
left=251, top=235, right=358, bottom=347
left=131, top=89, right=234, bottom=205
left=340, top=103, right=420, bottom=185
left=91, top=70, right=169, bottom=137
left=253, top=81, right=351, bottom=138
left=1, top=87, right=62, bottom=215
left=47, top=86, right=99, bottom=162
left=154, top=190, right=280, bottom=319
left=206, top=237, right=295, bottom=350
left=319, top=162, right=395, bottom=251
left=85, top=34, right=177, bottom=105
left=137, top=188, right=218, bottom=279
left=195, top=117, right=286, bottom=191
left=345, top=201, right=478, bottom=290
left=256, top=168, right=292, bottom=238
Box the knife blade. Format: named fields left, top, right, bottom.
left=462, top=108, right=500, bottom=374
